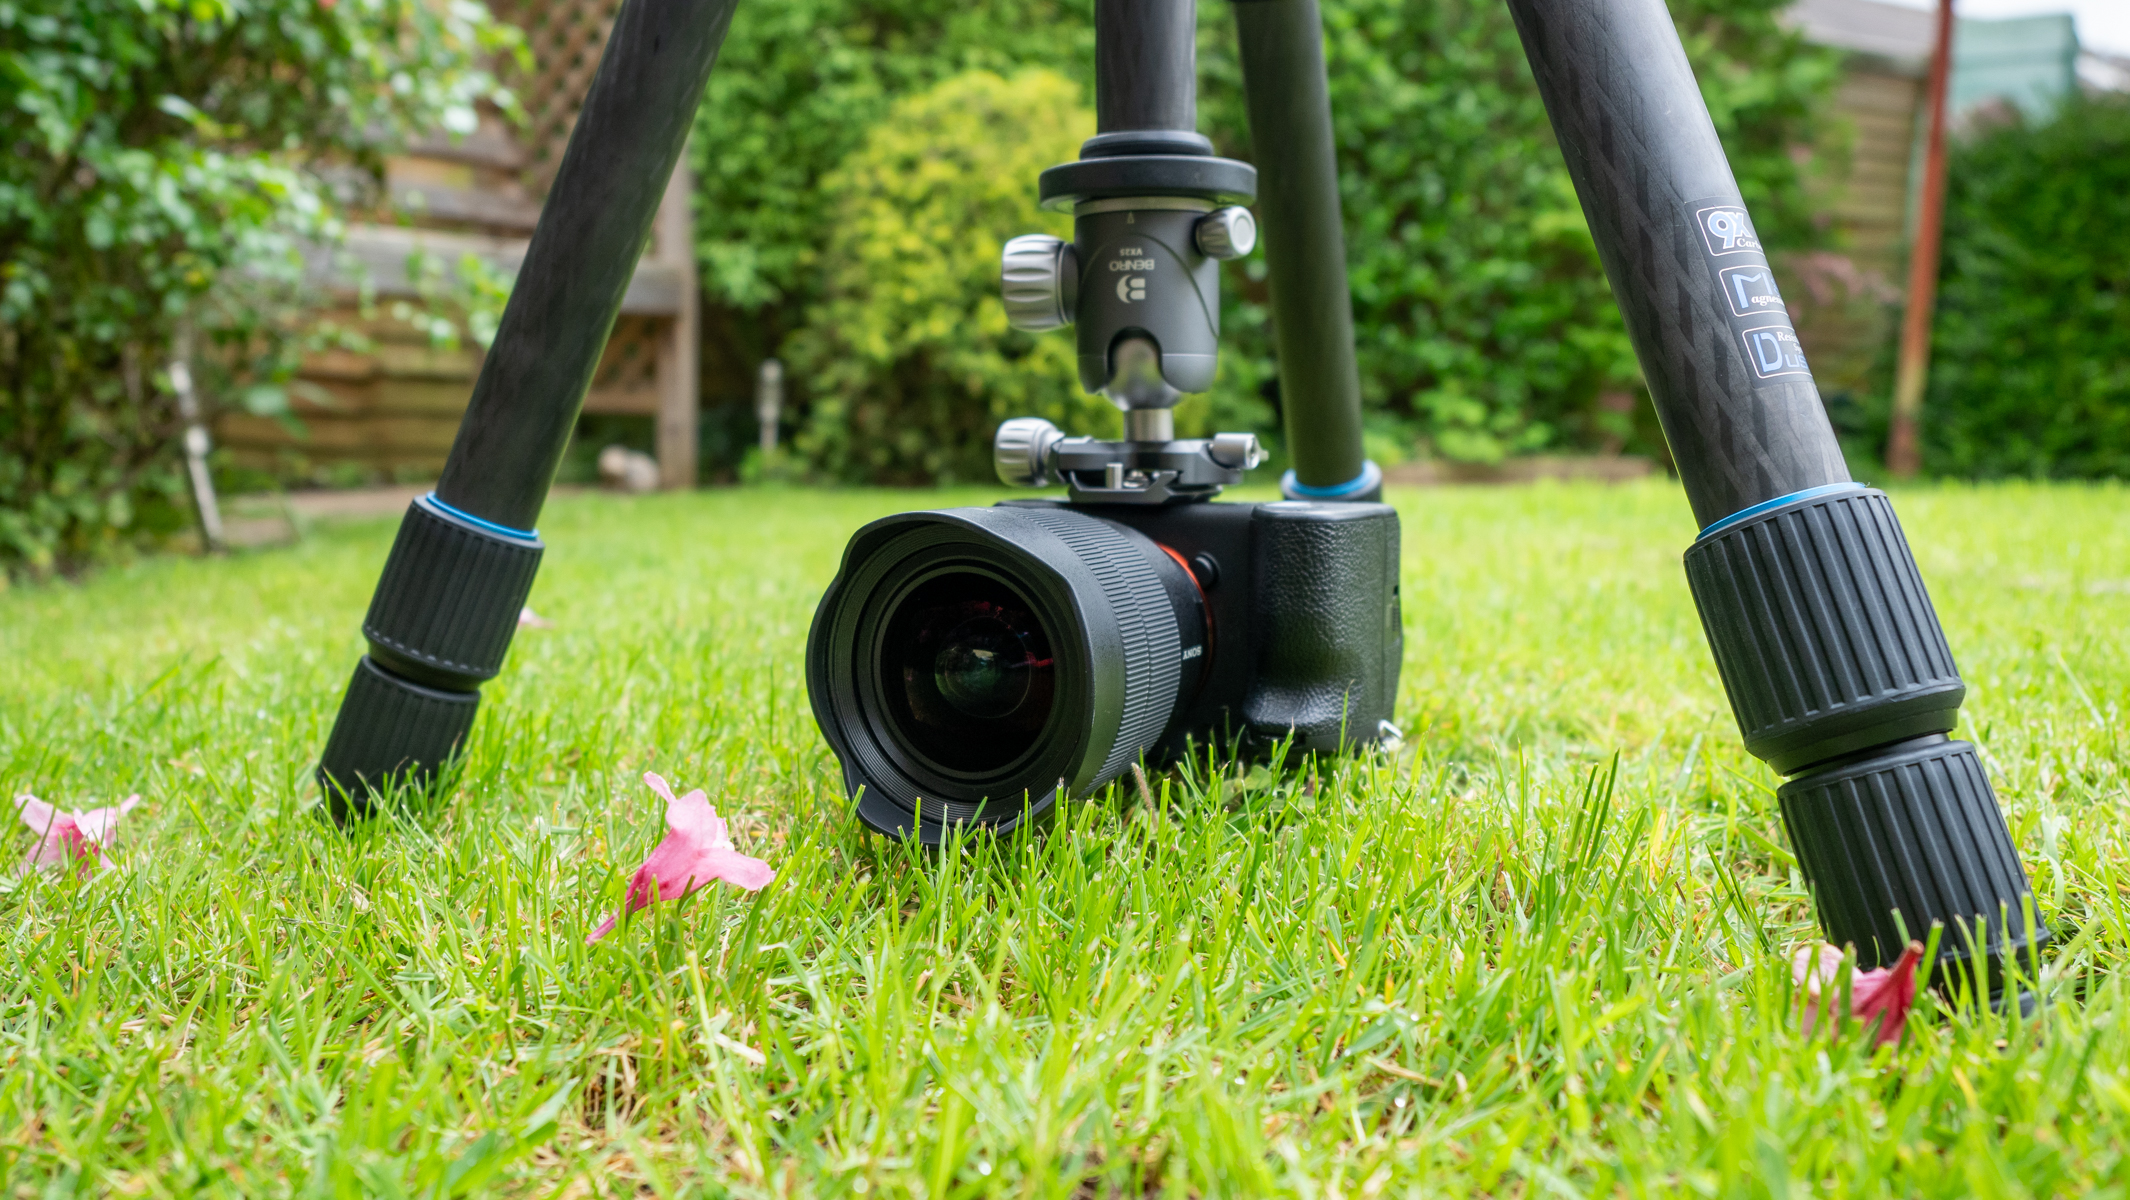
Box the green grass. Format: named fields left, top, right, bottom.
left=4, top=480, right=2128, bottom=1197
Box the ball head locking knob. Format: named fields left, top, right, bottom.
left=1207, top=431, right=1267, bottom=470
left=1000, top=235, right=1078, bottom=332
left=994, top=417, right=1067, bottom=488
left=1194, top=207, right=1258, bottom=261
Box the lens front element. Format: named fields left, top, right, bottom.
left=881, top=572, right=1055, bottom=775
left=934, top=618, right=1042, bottom=719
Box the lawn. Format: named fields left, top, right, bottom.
left=3, top=480, right=2128, bottom=1197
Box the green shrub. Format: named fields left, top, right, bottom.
left=695, top=0, right=1836, bottom=481
left=786, top=69, right=1115, bottom=483
left=689, top=0, right=1089, bottom=351
left=1921, top=95, right=2130, bottom=478
left=0, top=0, right=511, bottom=576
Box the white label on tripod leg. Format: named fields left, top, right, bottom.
left=1694, top=205, right=1763, bottom=256
left=1720, top=265, right=1786, bottom=317
left=1739, top=324, right=1810, bottom=379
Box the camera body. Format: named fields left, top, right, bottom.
left=805, top=496, right=1401, bottom=843
left=1074, top=497, right=1401, bottom=758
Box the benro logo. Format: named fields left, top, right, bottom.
left=1116, top=275, right=1147, bottom=303
left=1696, top=205, right=1762, bottom=256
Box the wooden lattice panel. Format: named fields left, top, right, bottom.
left=491, top=0, right=626, bottom=196
left=582, top=314, right=666, bottom=413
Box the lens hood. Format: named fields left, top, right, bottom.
left=806, top=505, right=1201, bottom=843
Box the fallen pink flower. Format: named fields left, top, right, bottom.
left=587, top=772, right=774, bottom=943
left=1793, top=940, right=1923, bottom=1046
left=14, top=793, right=143, bottom=878
left=518, top=606, right=554, bottom=629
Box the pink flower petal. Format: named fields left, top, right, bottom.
left=1794, top=940, right=1924, bottom=1046
left=73, top=795, right=141, bottom=844
left=587, top=774, right=776, bottom=943
left=518, top=606, right=554, bottom=629
left=15, top=795, right=57, bottom=835
left=15, top=792, right=142, bottom=878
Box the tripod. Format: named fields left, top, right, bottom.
left=314, top=0, right=2043, bottom=998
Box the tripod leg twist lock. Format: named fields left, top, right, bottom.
left=1686, top=484, right=2041, bottom=982
left=317, top=494, right=543, bottom=817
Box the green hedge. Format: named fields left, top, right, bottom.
left=1920, top=95, right=2130, bottom=479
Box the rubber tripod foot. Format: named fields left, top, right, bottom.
left=1780, top=736, right=2047, bottom=985
left=316, top=656, right=478, bottom=822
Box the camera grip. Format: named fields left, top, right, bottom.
left=1244, top=501, right=1402, bottom=751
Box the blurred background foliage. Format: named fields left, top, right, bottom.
left=692, top=0, right=1843, bottom=481
left=0, top=0, right=515, bottom=575
left=9, top=0, right=2128, bottom=574
left=1917, top=94, right=2130, bottom=479
left=782, top=70, right=1114, bottom=485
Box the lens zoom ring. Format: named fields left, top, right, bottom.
left=1684, top=488, right=1963, bottom=774
left=1010, top=508, right=1181, bottom=786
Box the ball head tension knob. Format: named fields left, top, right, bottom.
left=1207, top=431, right=1267, bottom=469
left=994, top=416, right=1067, bottom=487
left=1000, top=234, right=1078, bottom=332
left=1193, top=207, right=1258, bottom=261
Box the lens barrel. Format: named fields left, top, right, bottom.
left=808, top=506, right=1204, bottom=843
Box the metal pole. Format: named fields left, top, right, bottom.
left=1508, top=0, right=2043, bottom=993
left=315, top=0, right=740, bottom=814
left=1887, top=0, right=1955, bottom=479
left=756, top=359, right=783, bottom=455
left=1233, top=0, right=1374, bottom=500
left=169, top=323, right=225, bottom=553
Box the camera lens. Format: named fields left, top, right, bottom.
left=806, top=505, right=1205, bottom=842
left=879, top=572, right=1056, bottom=775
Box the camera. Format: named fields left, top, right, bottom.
left=804, top=38, right=1402, bottom=842
left=805, top=495, right=1401, bottom=842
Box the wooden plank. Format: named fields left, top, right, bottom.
left=582, top=386, right=660, bottom=416
left=216, top=412, right=463, bottom=454
left=387, top=181, right=543, bottom=232
left=300, top=349, right=381, bottom=382
left=310, top=225, right=683, bottom=313
left=654, top=157, right=700, bottom=490
left=372, top=343, right=480, bottom=382
left=618, top=263, right=686, bottom=316
left=367, top=380, right=477, bottom=418
left=289, top=379, right=379, bottom=418
left=402, top=117, right=528, bottom=171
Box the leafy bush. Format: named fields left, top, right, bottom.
left=1197, top=0, right=1839, bottom=464
left=0, top=0, right=510, bottom=576
left=1920, top=95, right=2130, bottom=478
left=689, top=0, right=1089, bottom=347
left=692, top=0, right=1835, bottom=480
left=786, top=70, right=1114, bottom=483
